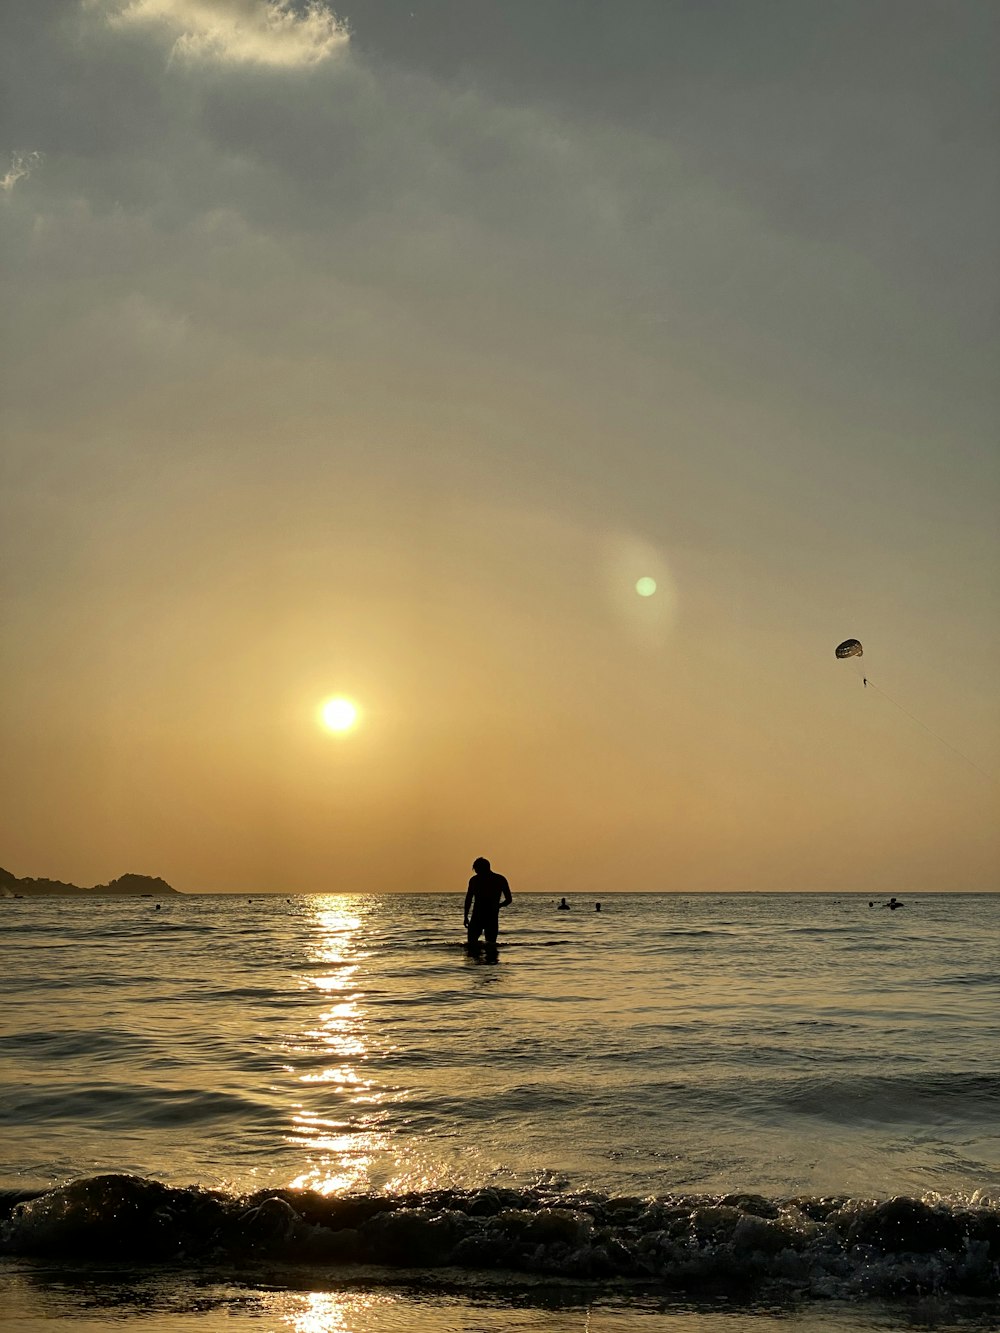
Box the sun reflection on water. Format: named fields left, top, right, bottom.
left=286, top=896, right=393, bottom=1196
left=279, top=1289, right=393, bottom=1333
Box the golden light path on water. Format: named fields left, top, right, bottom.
left=284, top=896, right=440, bottom=1198
left=278, top=1289, right=394, bottom=1333
left=285, top=897, right=383, bottom=1195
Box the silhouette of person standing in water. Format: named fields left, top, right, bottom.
left=464, top=857, right=512, bottom=951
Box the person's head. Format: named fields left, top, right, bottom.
left=472, top=857, right=490, bottom=874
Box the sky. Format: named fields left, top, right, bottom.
left=2, top=0, right=998, bottom=895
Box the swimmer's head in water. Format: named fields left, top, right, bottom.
left=472, top=857, right=490, bottom=872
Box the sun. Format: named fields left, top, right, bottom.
left=319, top=697, right=359, bottom=733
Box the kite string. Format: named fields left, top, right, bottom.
left=864, top=679, right=995, bottom=782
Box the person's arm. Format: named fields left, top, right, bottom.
left=463, top=882, right=474, bottom=925
left=500, top=876, right=512, bottom=908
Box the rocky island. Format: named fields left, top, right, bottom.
left=0, top=868, right=179, bottom=897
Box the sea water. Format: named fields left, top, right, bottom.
left=1, top=891, right=997, bottom=1330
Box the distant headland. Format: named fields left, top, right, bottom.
left=0, top=868, right=179, bottom=898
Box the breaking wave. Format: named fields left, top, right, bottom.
left=2, top=1175, right=998, bottom=1301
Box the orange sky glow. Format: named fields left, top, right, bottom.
left=2, top=1, right=997, bottom=895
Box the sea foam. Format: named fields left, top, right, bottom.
left=2, top=1175, right=998, bottom=1301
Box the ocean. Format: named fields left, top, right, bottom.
left=1, top=891, right=997, bottom=1331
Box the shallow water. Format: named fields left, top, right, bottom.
left=2, top=891, right=998, bottom=1328
left=3, top=1263, right=999, bottom=1333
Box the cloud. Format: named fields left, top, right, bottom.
left=5, top=0, right=995, bottom=472
left=1, top=150, right=42, bottom=194
left=99, top=0, right=348, bottom=68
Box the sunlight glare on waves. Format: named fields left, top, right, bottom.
left=288, top=896, right=387, bottom=1195
left=279, top=1288, right=392, bottom=1333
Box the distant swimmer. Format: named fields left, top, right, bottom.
left=884, top=897, right=904, bottom=910
left=557, top=897, right=570, bottom=911
left=464, top=857, right=512, bottom=950
left=595, top=902, right=602, bottom=912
